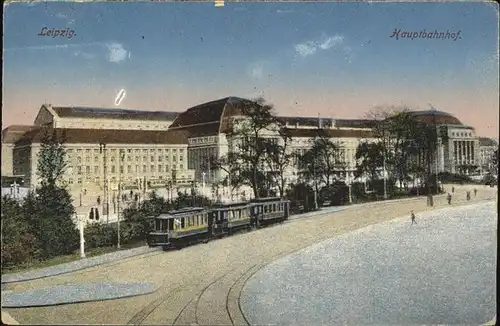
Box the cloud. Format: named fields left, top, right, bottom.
left=55, top=12, right=75, bottom=25
left=295, top=41, right=318, bottom=57
left=5, top=41, right=131, bottom=64
left=248, top=62, right=264, bottom=79
left=319, top=35, right=344, bottom=50
left=294, top=34, right=344, bottom=58
left=276, top=9, right=294, bottom=14
left=74, top=50, right=97, bottom=60
left=106, top=43, right=130, bottom=63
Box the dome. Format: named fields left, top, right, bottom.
left=409, top=109, right=462, bottom=125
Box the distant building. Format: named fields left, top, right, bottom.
left=1, top=98, right=488, bottom=205
left=478, top=137, right=498, bottom=175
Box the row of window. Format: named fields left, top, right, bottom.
left=68, top=174, right=191, bottom=186
left=68, top=148, right=184, bottom=154
left=69, top=164, right=184, bottom=175
left=70, top=155, right=184, bottom=163
left=451, top=131, right=472, bottom=137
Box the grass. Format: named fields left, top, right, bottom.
left=2, top=240, right=147, bottom=275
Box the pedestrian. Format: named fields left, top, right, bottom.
left=411, top=210, right=417, bottom=225
left=97, top=196, right=101, bottom=205
left=466, top=191, right=471, bottom=201
left=447, top=193, right=452, bottom=205
left=451, top=186, right=455, bottom=193
left=474, top=188, right=477, bottom=197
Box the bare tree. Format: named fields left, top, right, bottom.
left=263, top=127, right=294, bottom=198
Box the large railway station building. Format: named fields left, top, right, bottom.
left=1, top=97, right=496, bottom=205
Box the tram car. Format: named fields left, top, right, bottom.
left=251, top=197, right=290, bottom=227
left=147, top=197, right=290, bottom=250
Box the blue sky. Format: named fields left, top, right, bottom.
left=3, top=1, right=499, bottom=137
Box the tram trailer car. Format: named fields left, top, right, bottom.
left=147, top=197, right=290, bottom=250
left=251, top=197, right=290, bottom=227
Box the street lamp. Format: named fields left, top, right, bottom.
left=117, top=152, right=124, bottom=250
left=99, top=143, right=109, bottom=224
left=382, top=151, right=388, bottom=200
left=202, top=171, right=206, bottom=198
left=313, top=162, right=318, bottom=210
left=76, top=213, right=86, bottom=259
left=346, top=172, right=353, bottom=204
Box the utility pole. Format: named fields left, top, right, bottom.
left=313, top=162, right=318, bottom=210
left=99, top=143, right=109, bottom=224
left=383, top=150, right=388, bottom=200
left=117, top=152, right=124, bottom=249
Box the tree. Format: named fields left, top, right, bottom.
left=1, top=196, right=39, bottom=269
left=221, top=97, right=281, bottom=199
left=31, top=128, right=79, bottom=259
left=263, top=128, right=294, bottom=198
left=355, top=141, right=384, bottom=181
left=299, top=130, right=346, bottom=189
left=37, top=128, right=68, bottom=187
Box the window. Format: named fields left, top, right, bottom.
left=86, top=166, right=91, bottom=174
left=143, top=149, right=147, bottom=153
left=86, top=149, right=90, bottom=154
left=94, top=156, right=99, bottom=162
left=151, top=155, right=155, bottom=162
left=94, top=166, right=99, bottom=174
left=120, top=166, right=124, bottom=173
left=77, top=178, right=82, bottom=184
left=158, top=165, right=163, bottom=172
left=69, top=178, right=73, bottom=184
left=136, top=165, right=139, bottom=173
left=127, top=165, right=132, bottom=173
left=111, top=149, right=116, bottom=154
left=180, top=156, right=184, bottom=162
left=86, top=156, right=90, bottom=163
left=151, top=165, right=155, bottom=173
left=143, top=156, right=147, bottom=161
left=158, top=156, right=163, bottom=162
left=68, top=149, right=74, bottom=154
left=166, top=165, right=170, bottom=172
left=143, top=165, right=147, bottom=173
left=173, top=156, right=177, bottom=162
left=135, top=156, right=139, bottom=161
left=180, top=164, right=184, bottom=170
left=78, top=166, right=82, bottom=174
left=158, top=149, right=163, bottom=153
left=150, top=149, right=155, bottom=152
left=179, top=149, right=184, bottom=154
left=111, top=166, right=116, bottom=173
left=128, top=156, right=132, bottom=162
left=127, top=149, right=132, bottom=153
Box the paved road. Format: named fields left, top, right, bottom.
left=241, top=202, right=497, bottom=325
left=3, top=185, right=496, bottom=325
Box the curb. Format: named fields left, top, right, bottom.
left=1, top=311, right=19, bottom=325
left=484, top=316, right=496, bottom=325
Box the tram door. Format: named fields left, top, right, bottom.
left=212, top=210, right=225, bottom=236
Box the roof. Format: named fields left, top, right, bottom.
left=409, top=109, right=462, bottom=125
left=2, top=125, right=38, bottom=144
left=51, top=106, right=180, bottom=121
left=479, top=137, right=498, bottom=147
left=14, top=127, right=189, bottom=146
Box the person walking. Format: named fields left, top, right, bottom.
left=474, top=188, right=477, bottom=197
left=447, top=193, right=452, bottom=205
left=466, top=191, right=471, bottom=201
left=451, top=186, right=455, bottom=193
left=411, top=210, right=417, bottom=225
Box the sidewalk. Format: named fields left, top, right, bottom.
left=1, top=246, right=160, bottom=284
left=2, top=310, right=19, bottom=325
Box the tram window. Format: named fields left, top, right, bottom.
left=155, top=220, right=161, bottom=231
left=168, top=219, right=173, bottom=230
left=196, top=215, right=199, bottom=225
left=181, top=218, right=185, bottom=228
left=238, top=210, right=242, bottom=219
left=273, top=204, right=276, bottom=212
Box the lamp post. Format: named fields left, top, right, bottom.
left=346, top=172, right=353, bottom=204
left=10, top=181, right=19, bottom=199
left=117, top=152, right=124, bottom=249
left=313, top=162, right=318, bottom=210
left=202, top=171, right=206, bottom=198
left=382, top=151, right=388, bottom=200
left=99, top=143, right=109, bottom=224
left=76, top=213, right=86, bottom=259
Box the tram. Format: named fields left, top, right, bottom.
left=147, top=197, right=290, bottom=250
